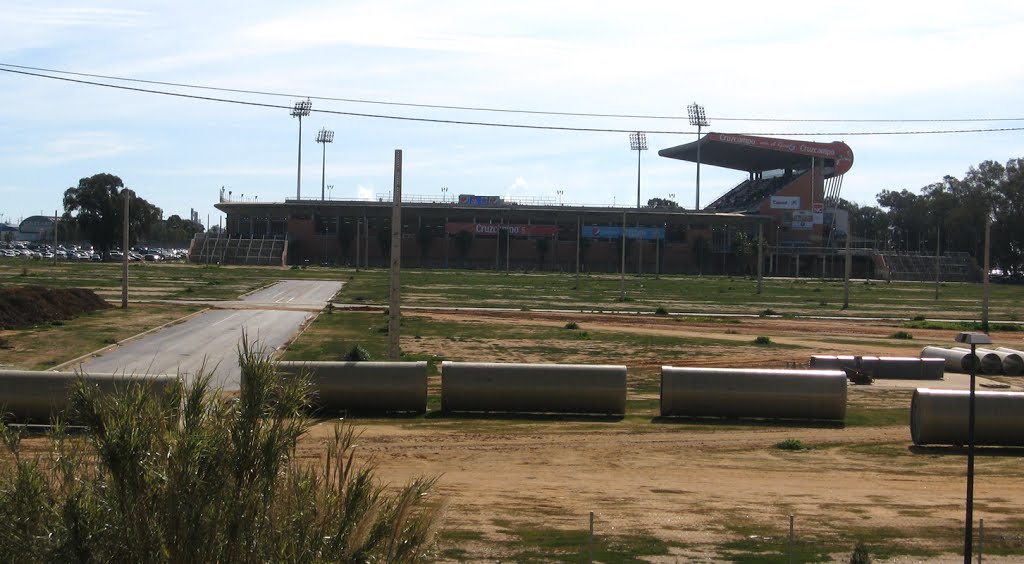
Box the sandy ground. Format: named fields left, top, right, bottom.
left=295, top=311, right=1024, bottom=562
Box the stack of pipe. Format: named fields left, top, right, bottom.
left=920, top=346, right=980, bottom=374
left=0, top=370, right=179, bottom=423
left=985, top=347, right=1024, bottom=376
left=911, top=388, right=1024, bottom=446
left=660, top=367, right=847, bottom=421
left=809, top=355, right=944, bottom=379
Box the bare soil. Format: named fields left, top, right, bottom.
left=296, top=310, right=1024, bottom=562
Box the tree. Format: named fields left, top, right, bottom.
left=63, top=174, right=162, bottom=257
left=647, top=197, right=679, bottom=209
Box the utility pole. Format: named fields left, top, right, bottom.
left=121, top=190, right=131, bottom=309
left=388, top=150, right=403, bottom=360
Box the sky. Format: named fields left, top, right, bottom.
left=2, top=0, right=1024, bottom=228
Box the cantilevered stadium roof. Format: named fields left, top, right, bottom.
left=658, top=133, right=853, bottom=177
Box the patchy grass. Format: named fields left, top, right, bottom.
left=489, top=519, right=678, bottom=562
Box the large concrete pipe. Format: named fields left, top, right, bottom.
left=277, top=361, right=427, bottom=413
left=951, top=347, right=1003, bottom=375
left=992, top=347, right=1024, bottom=376
left=0, top=370, right=179, bottom=423
left=976, top=348, right=1024, bottom=376
left=920, top=346, right=979, bottom=374
left=809, top=356, right=944, bottom=379
left=440, top=362, right=627, bottom=415
left=660, top=367, right=847, bottom=421
left=911, top=388, right=1024, bottom=446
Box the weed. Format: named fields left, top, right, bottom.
left=0, top=336, right=9, bottom=350
left=655, top=306, right=669, bottom=316
left=724, top=329, right=739, bottom=335
left=19, top=267, right=28, bottom=277
left=850, top=540, right=873, bottom=563
left=890, top=331, right=914, bottom=340
left=564, top=321, right=580, bottom=330
left=753, top=335, right=772, bottom=345
left=574, top=331, right=591, bottom=340
left=760, top=308, right=777, bottom=317
left=912, top=314, right=926, bottom=321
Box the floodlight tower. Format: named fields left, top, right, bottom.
left=687, top=102, right=709, bottom=210
left=629, top=132, right=648, bottom=209
left=316, top=128, right=334, bottom=200
left=291, top=98, right=313, bottom=200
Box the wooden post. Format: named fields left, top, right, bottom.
left=388, top=150, right=403, bottom=361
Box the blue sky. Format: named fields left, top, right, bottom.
left=2, top=1, right=1024, bottom=228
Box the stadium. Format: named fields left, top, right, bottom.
left=200, top=132, right=980, bottom=282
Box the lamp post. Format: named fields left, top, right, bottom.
left=327, top=184, right=334, bottom=199
left=557, top=189, right=564, bottom=206
left=291, top=99, right=312, bottom=200
left=956, top=331, right=992, bottom=563
left=687, top=102, right=709, bottom=210
left=316, top=128, right=334, bottom=201
left=441, top=186, right=448, bottom=203
left=629, top=132, right=648, bottom=209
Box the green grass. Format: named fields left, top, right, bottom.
left=489, top=519, right=678, bottom=562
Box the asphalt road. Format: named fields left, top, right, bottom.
left=68, top=280, right=343, bottom=390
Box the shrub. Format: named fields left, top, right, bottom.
left=344, top=344, right=372, bottom=361
left=912, top=314, right=926, bottom=321
left=775, top=438, right=811, bottom=451
left=564, top=321, right=580, bottom=330
left=759, top=308, right=777, bottom=317
left=724, top=329, right=739, bottom=335
left=654, top=307, right=669, bottom=316
left=890, top=331, right=914, bottom=340
left=753, top=336, right=772, bottom=345
left=0, top=338, right=440, bottom=562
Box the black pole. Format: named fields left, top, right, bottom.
left=964, top=341, right=977, bottom=563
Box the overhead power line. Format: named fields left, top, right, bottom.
left=3, top=64, right=1024, bottom=136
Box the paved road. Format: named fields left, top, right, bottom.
left=68, top=280, right=343, bottom=390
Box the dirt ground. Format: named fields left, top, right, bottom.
left=296, top=311, right=1024, bottom=562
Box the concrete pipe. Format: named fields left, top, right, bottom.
left=660, top=367, right=847, bottom=421
left=993, top=347, right=1024, bottom=376
left=809, top=356, right=944, bottom=380
left=951, top=347, right=1003, bottom=375
left=277, top=361, right=428, bottom=413
left=920, top=346, right=978, bottom=374
left=440, top=361, right=627, bottom=415
left=911, top=388, right=1024, bottom=446
left=0, top=370, right=179, bottom=423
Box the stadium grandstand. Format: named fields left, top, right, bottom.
left=196, top=133, right=979, bottom=281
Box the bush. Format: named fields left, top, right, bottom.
left=344, top=344, right=372, bottom=361
left=654, top=307, right=669, bottom=316
left=759, top=308, right=777, bottom=317
left=753, top=336, right=772, bottom=345
left=775, top=438, right=811, bottom=451
left=0, top=337, right=440, bottom=562
left=890, top=331, right=914, bottom=340
left=564, top=321, right=580, bottom=330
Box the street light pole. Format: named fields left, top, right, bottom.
left=956, top=331, right=992, bottom=564
left=687, top=102, right=709, bottom=210
left=316, top=128, right=334, bottom=201
left=291, top=99, right=312, bottom=200
left=557, top=189, right=564, bottom=206
left=629, top=132, right=648, bottom=209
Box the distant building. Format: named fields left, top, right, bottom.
left=18, top=215, right=55, bottom=242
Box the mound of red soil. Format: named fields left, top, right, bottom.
left=0, top=286, right=113, bottom=329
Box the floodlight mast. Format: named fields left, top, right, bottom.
left=291, top=99, right=312, bottom=200
left=629, top=132, right=648, bottom=209
left=687, top=102, right=709, bottom=210
left=316, top=128, right=334, bottom=201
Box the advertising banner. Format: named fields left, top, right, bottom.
left=458, top=195, right=502, bottom=206
left=770, top=196, right=800, bottom=209
left=812, top=202, right=824, bottom=213
left=445, top=222, right=558, bottom=237
left=582, top=226, right=666, bottom=240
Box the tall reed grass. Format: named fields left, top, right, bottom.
left=0, top=337, right=441, bottom=563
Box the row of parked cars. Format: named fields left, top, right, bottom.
left=0, top=242, right=188, bottom=262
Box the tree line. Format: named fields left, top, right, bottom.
left=843, top=157, right=1024, bottom=275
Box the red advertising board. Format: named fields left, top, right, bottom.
left=445, top=222, right=559, bottom=237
